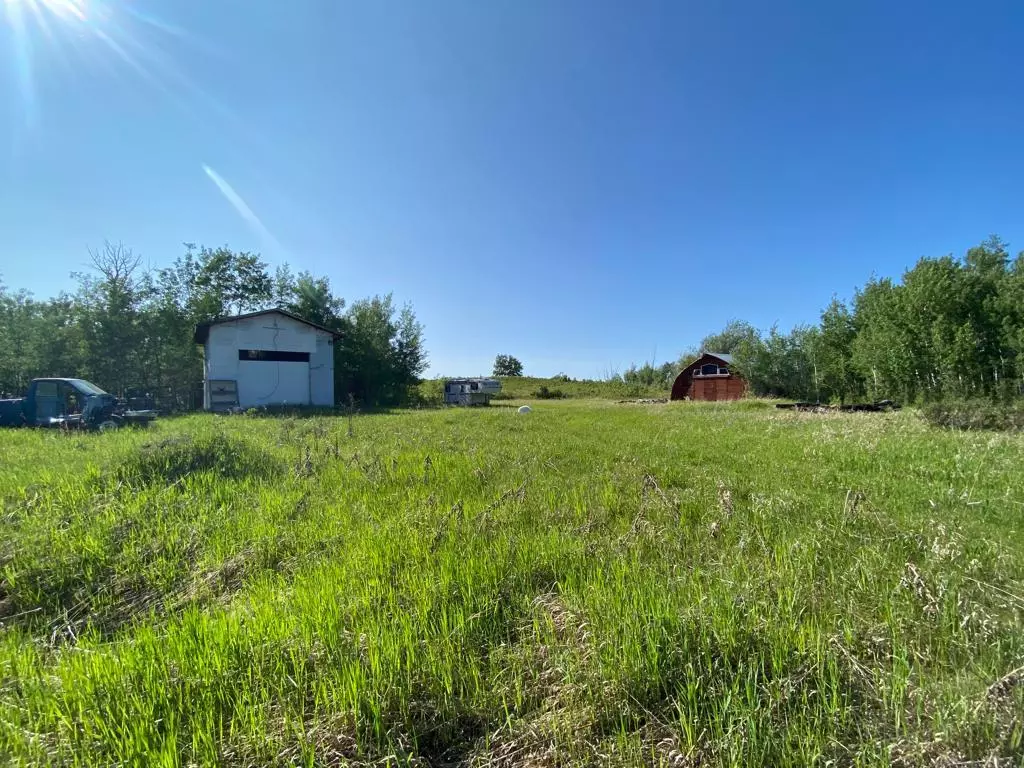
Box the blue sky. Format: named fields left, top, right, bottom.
left=2, top=0, right=1023, bottom=378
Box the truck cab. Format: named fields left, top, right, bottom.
left=22, top=379, right=112, bottom=425
left=0, top=378, right=150, bottom=430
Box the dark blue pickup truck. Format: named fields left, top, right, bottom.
left=0, top=378, right=157, bottom=431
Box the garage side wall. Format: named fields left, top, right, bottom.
left=309, top=329, right=335, bottom=406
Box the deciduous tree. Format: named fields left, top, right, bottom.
left=493, top=354, right=524, bottom=377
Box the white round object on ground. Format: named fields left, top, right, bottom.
left=517, top=405, right=532, bottom=414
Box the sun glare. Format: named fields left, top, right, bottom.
left=4, top=0, right=88, bottom=21
left=3, top=0, right=221, bottom=133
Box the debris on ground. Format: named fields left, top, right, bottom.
left=775, top=400, right=900, bottom=413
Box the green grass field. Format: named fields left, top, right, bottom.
left=1, top=401, right=1022, bottom=766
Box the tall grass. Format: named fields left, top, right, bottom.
left=0, top=402, right=1022, bottom=766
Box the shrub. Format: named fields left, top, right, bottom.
left=533, top=385, right=566, bottom=400
left=920, top=399, right=1024, bottom=431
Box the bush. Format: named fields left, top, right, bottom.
left=533, top=385, right=566, bottom=400
left=920, top=399, right=1024, bottom=431
left=414, top=380, right=445, bottom=405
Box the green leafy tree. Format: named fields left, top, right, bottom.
left=700, top=320, right=760, bottom=355
left=272, top=264, right=297, bottom=310
left=162, top=244, right=273, bottom=321
left=282, top=272, right=345, bottom=329
left=850, top=277, right=917, bottom=401
left=996, top=251, right=1024, bottom=397
left=733, top=324, right=817, bottom=400
left=623, top=361, right=676, bottom=388
left=0, top=284, right=55, bottom=395
left=393, top=305, right=428, bottom=387
left=335, top=294, right=428, bottom=407
left=815, top=298, right=861, bottom=402
left=493, top=354, right=524, bottom=377
left=72, top=242, right=151, bottom=394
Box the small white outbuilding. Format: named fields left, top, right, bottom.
left=193, top=309, right=338, bottom=410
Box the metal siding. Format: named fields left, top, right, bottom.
left=203, top=343, right=212, bottom=410
left=195, top=308, right=340, bottom=344
left=309, top=330, right=335, bottom=406
left=206, top=326, right=239, bottom=383
left=230, top=315, right=316, bottom=354
left=205, top=316, right=319, bottom=408
left=237, top=361, right=309, bottom=407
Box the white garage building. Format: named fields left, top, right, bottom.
left=193, top=309, right=338, bottom=410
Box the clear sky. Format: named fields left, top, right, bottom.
left=2, top=1, right=1023, bottom=378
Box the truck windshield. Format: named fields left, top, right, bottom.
left=70, top=380, right=108, bottom=396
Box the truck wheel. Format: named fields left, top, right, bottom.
left=97, top=419, right=119, bottom=432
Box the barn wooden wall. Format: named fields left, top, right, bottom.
left=685, top=376, right=747, bottom=401
left=670, top=356, right=748, bottom=401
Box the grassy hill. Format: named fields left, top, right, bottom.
left=418, top=375, right=670, bottom=402
left=1, top=401, right=1022, bottom=765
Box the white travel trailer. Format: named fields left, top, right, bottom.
left=443, top=378, right=502, bottom=406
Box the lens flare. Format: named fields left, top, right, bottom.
left=3, top=0, right=228, bottom=131
left=3, top=0, right=87, bottom=20
left=3, top=0, right=288, bottom=251
left=202, top=164, right=285, bottom=255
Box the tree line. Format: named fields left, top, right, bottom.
left=623, top=236, right=1024, bottom=403
left=0, top=242, right=427, bottom=407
